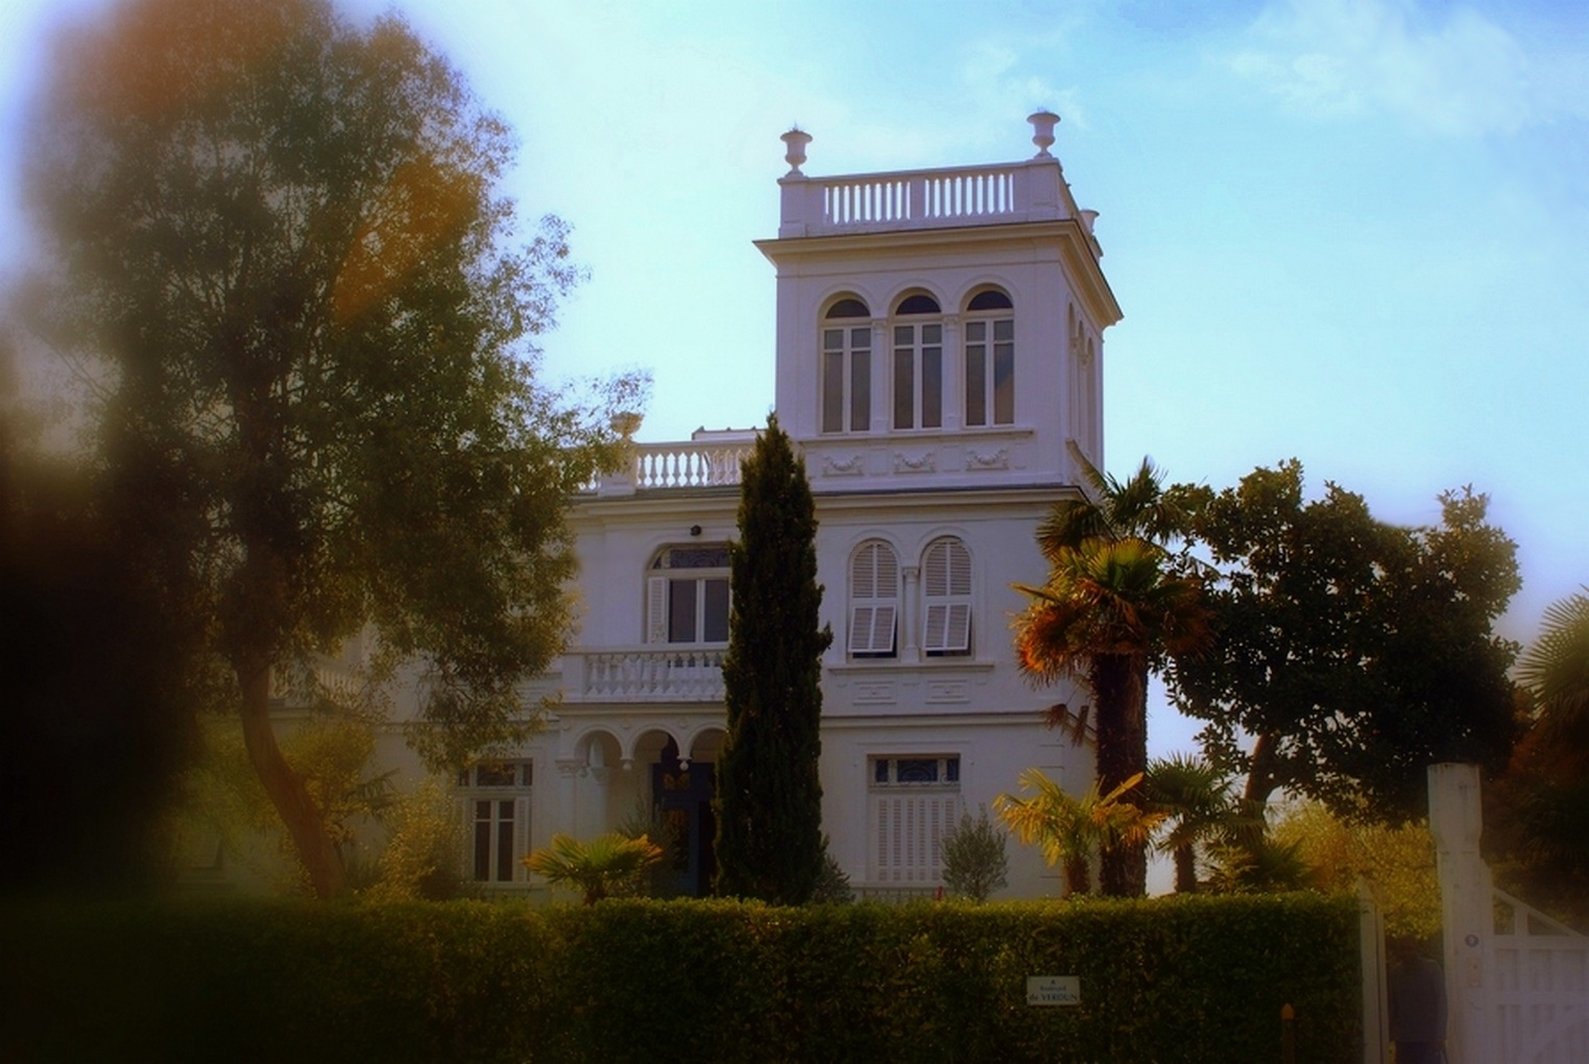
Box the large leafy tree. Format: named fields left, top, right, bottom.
left=714, top=415, right=832, bottom=904
left=1168, top=462, right=1519, bottom=822
left=18, top=0, right=626, bottom=897
left=1013, top=451, right=1209, bottom=896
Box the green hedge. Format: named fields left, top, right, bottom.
left=1, top=894, right=1359, bottom=1062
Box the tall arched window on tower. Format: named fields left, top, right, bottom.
left=963, top=288, right=1014, bottom=427
left=821, top=297, right=871, bottom=434
left=921, top=536, right=972, bottom=655
left=891, top=292, right=942, bottom=430
left=848, top=540, right=899, bottom=657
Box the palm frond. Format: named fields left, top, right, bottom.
left=1517, top=589, right=1589, bottom=729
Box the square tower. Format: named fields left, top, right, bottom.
left=757, top=113, right=1121, bottom=494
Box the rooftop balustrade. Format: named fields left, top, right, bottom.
left=775, top=111, right=1095, bottom=242
left=590, top=438, right=753, bottom=495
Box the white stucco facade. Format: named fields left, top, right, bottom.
left=427, top=115, right=1123, bottom=900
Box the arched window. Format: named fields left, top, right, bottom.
left=921, top=536, right=972, bottom=655
left=848, top=540, right=899, bottom=657
left=647, top=545, right=731, bottom=644
left=891, top=292, right=942, bottom=430
left=822, top=297, right=871, bottom=434
left=964, top=288, right=1014, bottom=427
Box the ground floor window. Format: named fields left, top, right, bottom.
left=458, top=761, right=532, bottom=884
left=868, top=756, right=961, bottom=885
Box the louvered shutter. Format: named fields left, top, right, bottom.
left=646, top=576, right=669, bottom=643
left=922, top=538, right=972, bottom=653
left=513, top=795, right=532, bottom=884
left=848, top=542, right=898, bottom=654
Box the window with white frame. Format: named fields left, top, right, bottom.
left=848, top=540, right=899, bottom=657
left=647, top=546, right=731, bottom=644
left=457, top=761, right=532, bottom=884
left=869, top=755, right=962, bottom=885
left=891, top=293, right=943, bottom=430
left=821, top=297, right=871, bottom=434
left=922, top=536, right=972, bottom=655
left=963, top=289, right=1014, bottom=427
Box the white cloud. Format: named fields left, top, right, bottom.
left=1231, top=0, right=1587, bottom=136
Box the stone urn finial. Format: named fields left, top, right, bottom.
left=1028, top=110, right=1060, bottom=158
left=610, top=411, right=642, bottom=439
left=781, top=127, right=812, bottom=176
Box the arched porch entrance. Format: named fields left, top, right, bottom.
left=558, top=720, right=725, bottom=897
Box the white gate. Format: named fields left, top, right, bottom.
left=1429, top=763, right=1589, bottom=1063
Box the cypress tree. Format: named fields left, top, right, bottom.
left=714, top=415, right=832, bottom=903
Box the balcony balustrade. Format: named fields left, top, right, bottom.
left=562, top=646, right=726, bottom=703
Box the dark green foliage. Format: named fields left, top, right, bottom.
left=715, top=415, right=832, bottom=904
left=0, top=443, right=199, bottom=892
left=1168, top=462, right=1520, bottom=822
left=0, top=894, right=1362, bottom=1063
left=941, top=809, right=1010, bottom=901
left=16, top=0, right=631, bottom=895
left=811, top=840, right=855, bottom=903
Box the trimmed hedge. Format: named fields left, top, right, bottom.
left=1, top=893, right=1359, bottom=1062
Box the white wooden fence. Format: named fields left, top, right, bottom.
left=1427, top=763, right=1589, bottom=1063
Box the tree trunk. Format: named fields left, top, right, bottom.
left=236, top=655, right=346, bottom=898
left=1093, top=654, right=1148, bottom=897
left=1243, top=733, right=1280, bottom=810
left=1173, top=844, right=1197, bottom=893
left=1062, top=854, right=1090, bottom=898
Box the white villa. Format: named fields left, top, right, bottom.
left=381, top=113, right=1120, bottom=900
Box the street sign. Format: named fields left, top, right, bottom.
left=1026, top=975, right=1081, bottom=1006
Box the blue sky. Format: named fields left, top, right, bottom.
left=4, top=0, right=1587, bottom=758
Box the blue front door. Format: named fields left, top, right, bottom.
left=652, top=745, right=716, bottom=897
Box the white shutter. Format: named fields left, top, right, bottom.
left=513, top=795, right=532, bottom=884
left=454, top=797, right=472, bottom=881
left=851, top=542, right=877, bottom=596
left=849, top=542, right=898, bottom=654
left=874, top=793, right=961, bottom=884
left=941, top=603, right=971, bottom=653
left=646, top=576, right=669, bottom=643
left=922, top=538, right=972, bottom=653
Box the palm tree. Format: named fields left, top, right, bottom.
left=1013, top=449, right=1209, bottom=896
left=1204, top=834, right=1317, bottom=894
left=524, top=832, right=664, bottom=904
left=1516, top=588, right=1589, bottom=740
left=995, top=769, right=1164, bottom=897
left=1144, top=753, right=1258, bottom=893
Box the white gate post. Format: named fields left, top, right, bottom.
left=1428, top=763, right=1493, bottom=1064
left=1359, top=879, right=1387, bottom=1064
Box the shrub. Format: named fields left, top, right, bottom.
left=1, top=893, right=1361, bottom=1063
left=941, top=808, right=1009, bottom=901
left=524, top=832, right=663, bottom=904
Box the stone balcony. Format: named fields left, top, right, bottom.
left=583, top=426, right=1100, bottom=497
left=560, top=645, right=726, bottom=703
